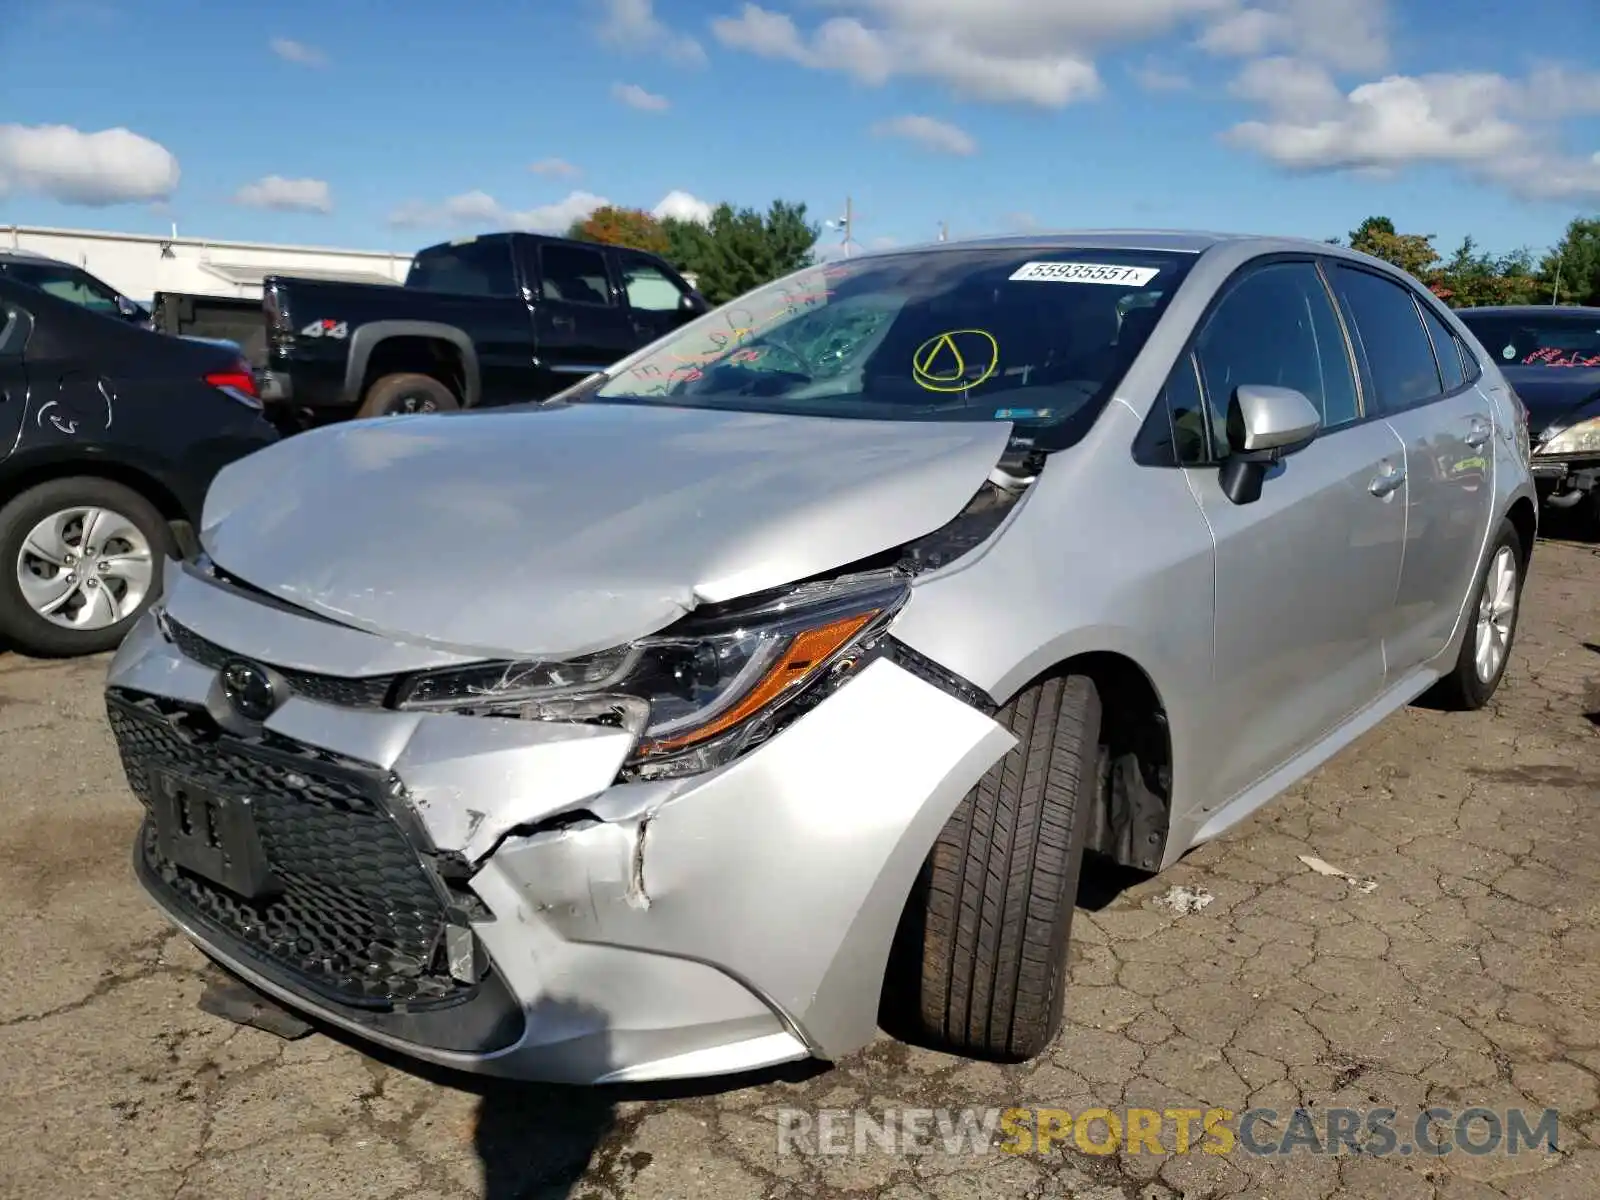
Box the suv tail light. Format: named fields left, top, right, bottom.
left=205, top=357, right=263, bottom=409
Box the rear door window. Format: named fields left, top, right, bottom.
left=5, top=263, right=121, bottom=316
left=1418, top=303, right=1467, bottom=392
left=1327, top=265, right=1443, bottom=414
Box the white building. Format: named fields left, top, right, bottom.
left=1, top=224, right=414, bottom=306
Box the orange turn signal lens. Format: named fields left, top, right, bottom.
left=636, top=609, right=879, bottom=755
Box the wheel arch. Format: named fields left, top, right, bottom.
left=997, top=649, right=1176, bottom=875
left=1506, top=495, right=1537, bottom=575
left=0, top=452, right=191, bottom=550
left=341, top=321, right=481, bottom=409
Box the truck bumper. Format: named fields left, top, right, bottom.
left=256, top=370, right=293, bottom=404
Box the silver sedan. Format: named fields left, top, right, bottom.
left=104, top=231, right=1537, bottom=1084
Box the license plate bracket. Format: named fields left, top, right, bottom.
left=150, top=770, right=280, bottom=900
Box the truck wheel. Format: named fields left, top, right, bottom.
left=894, top=673, right=1101, bottom=1062
left=357, top=373, right=460, bottom=418
left=0, top=477, right=175, bottom=658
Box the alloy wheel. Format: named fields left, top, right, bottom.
left=15, top=506, right=154, bottom=631
left=1473, top=545, right=1518, bottom=683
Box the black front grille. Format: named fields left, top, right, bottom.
left=165, top=618, right=397, bottom=708
left=109, top=693, right=471, bottom=1010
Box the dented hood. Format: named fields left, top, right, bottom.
left=200, top=402, right=1011, bottom=658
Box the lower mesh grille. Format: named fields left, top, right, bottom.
left=109, top=693, right=472, bottom=1010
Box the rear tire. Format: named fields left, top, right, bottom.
left=0, top=477, right=175, bottom=658
left=897, top=673, right=1101, bottom=1062
left=356, top=372, right=460, bottom=418
left=1426, top=516, right=1524, bottom=711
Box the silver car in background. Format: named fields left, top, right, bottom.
left=104, top=232, right=1537, bottom=1084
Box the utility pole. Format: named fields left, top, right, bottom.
left=938, top=221, right=949, bottom=242
left=1551, top=246, right=1564, bottom=305
left=824, top=197, right=862, bottom=257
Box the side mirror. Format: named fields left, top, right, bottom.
left=116, top=295, right=142, bottom=320
left=1217, top=384, right=1322, bottom=505
left=681, top=291, right=708, bottom=315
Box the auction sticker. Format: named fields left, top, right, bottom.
left=1010, top=261, right=1160, bottom=286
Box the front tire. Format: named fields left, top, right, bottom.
left=896, top=673, right=1102, bottom=1062
left=1428, top=516, right=1525, bottom=711
left=0, top=477, right=175, bottom=657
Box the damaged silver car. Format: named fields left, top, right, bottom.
left=105, top=232, right=1538, bottom=1084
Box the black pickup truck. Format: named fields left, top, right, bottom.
left=153, top=231, right=709, bottom=429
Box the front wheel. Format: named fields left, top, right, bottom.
left=891, top=673, right=1102, bottom=1062
left=1427, top=516, right=1525, bottom=711
left=0, top=477, right=175, bottom=657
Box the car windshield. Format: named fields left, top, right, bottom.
left=578, top=246, right=1197, bottom=449
left=1458, top=312, right=1600, bottom=368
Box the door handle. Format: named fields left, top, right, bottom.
left=1464, top=419, right=1491, bottom=448
left=1368, top=462, right=1406, bottom=497
left=550, top=314, right=575, bottom=331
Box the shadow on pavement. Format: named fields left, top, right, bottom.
left=272, top=985, right=827, bottom=1199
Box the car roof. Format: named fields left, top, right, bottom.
left=843, top=228, right=1409, bottom=268
left=1454, top=304, right=1600, bottom=317
left=0, top=248, right=71, bottom=266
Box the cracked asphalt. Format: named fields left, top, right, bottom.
left=2, top=532, right=1597, bottom=1200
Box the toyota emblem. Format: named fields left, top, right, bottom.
left=220, top=659, right=278, bottom=721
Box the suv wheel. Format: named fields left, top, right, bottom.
left=357, top=373, right=460, bottom=418
left=889, top=673, right=1101, bottom=1062
left=0, top=477, right=175, bottom=657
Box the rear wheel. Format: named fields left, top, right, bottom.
left=1427, top=516, right=1524, bottom=711
left=893, top=673, right=1102, bottom=1062
left=356, top=372, right=460, bottom=418
left=0, top=477, right=174, bottom=657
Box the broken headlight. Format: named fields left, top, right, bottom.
left=391, top=573, right=909, bottom=779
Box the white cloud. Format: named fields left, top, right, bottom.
left=389, top=189, right=717, bottom=234
left=652, top=190, right=714, bottom=223
left=870, top=114, right=978, bottom=155
left=711, top=1, right=1145, bottom=107
left=1224, top=59, right=1600, bottom=201
left=389, top=189, right=611, bottom=233
left=269, top=36, right=327, bottom=67
left=598, top=0, right=706, bottom=65
left=0, top=123, right=179, bottom=206
left=530, top=158, right=581, bottom=178
left=612, top=82, right=670, bottom=111
left=1197, top=0, right=1388, bottom=72
left=232, top=175, right=333, bottom=213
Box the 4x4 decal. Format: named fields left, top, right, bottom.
left=300, top=319, right=349, bottom=339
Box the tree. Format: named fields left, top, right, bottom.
left=1347, top=214, right=1440, bottom=279
left=1430, top=236, right=1543, bottom=308
left=567, top=206, right=671, bottom=256
left=1541, top=216, right=1600, bottom=306
left=659, top=200, right=820, bottom=306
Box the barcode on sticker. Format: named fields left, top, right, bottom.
left=1010, top=261, right=1160, bottom=286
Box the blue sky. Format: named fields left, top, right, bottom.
left=3, top=0, right=1598, bottom=261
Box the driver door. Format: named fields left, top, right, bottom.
left=1177, top=259, right=1407, bottom=810
left=614, top=250, right=699, bottom=347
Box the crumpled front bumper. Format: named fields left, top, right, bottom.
left=105, top=564, right=1015, bottom=1084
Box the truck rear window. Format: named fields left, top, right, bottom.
left=406, top=242, right=516, bottom=297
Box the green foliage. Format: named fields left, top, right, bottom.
left=1542, top=217, right=1600, bottom=307
left=659, top=200, right=821, bottom=306
left=1336, top=212, right=1600, bottom=309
